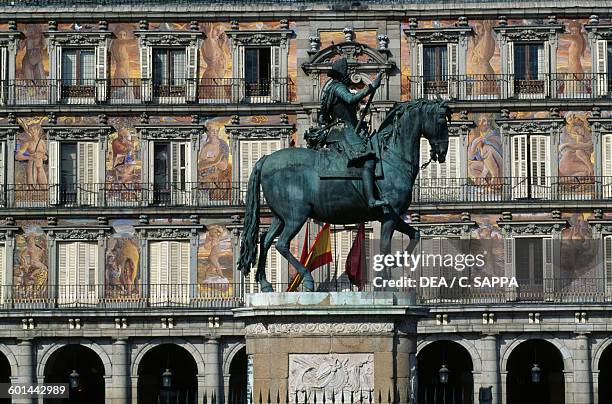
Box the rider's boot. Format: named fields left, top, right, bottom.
left=362, top=159, right=389, bottom=208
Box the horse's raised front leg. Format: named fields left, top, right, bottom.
left=392, top=213, right=420, bottom=255
left=275, top=217, right=314, bottom=292
left=378, top=214, right=396, bottom=284
left=256, top=216, right=283, bottom=292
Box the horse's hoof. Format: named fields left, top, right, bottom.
left=414, top=230, right=421, bottom=240
left=303, top=279, right=315, bottom=292
left=261, top=284, right=274, bottom=293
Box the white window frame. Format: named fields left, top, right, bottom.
left=147, top=140, right=192, bottom=206
left=507, top=235, right=554, bottom=300
left=49, top=140, right=100, bottom=206
left=57, top=241, right=99, bottom=306
left=419, top=135, right=461, bottom=201
left=246, top=243, right=284, bottom=294
left=602, top=133, right=612, bottom=198
left=149, top=240, right=191, bottom=305
left=238, top=138, right=281, bottom=192
left=510, top=134, right=551, bottom=199
left=604, top=235, right=612, bottom=299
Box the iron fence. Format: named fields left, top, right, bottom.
left=0, top=78, right=294, bottom=105
left=407, top=73, right=612, bottom=100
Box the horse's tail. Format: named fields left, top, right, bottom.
left=237, top=155, right=267, bottom=276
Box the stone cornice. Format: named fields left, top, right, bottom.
left=584, top=24, right=612, bottom=40
left=587, top=219, right=612, bottom=234
left=244, top=320, right=395, bottom=336
left=134, top=30, right=202, bottom=47
left=303, top=40, right=394, bottom=74
left=587, top=117, right=612, bottom=132
left=225, top=123, right=294, bottom=139
left=403, top=26, right=473, bottom=43
left=0, top=226, right=19, bottom=241
left=411, top=221, right=478, bottom=236
left=41, top=125, right=112, bottom=141
left=134, top=124, right=206, bottom=141
left=0, top=30, right=23, bottom=46
left=496, top=118, right=565, bottom=135
left=497, top=219, right=568, bottom=236
left=0, top=124, right=22, bottom=140
left=133, top=224, right=204, bottom=240
left=448, top=120, right=475, bottom=135
left=225, top=29, right=293, bottom=47
left=44, top=226, right=111, bottom=241
left=493, top=24, right=564, bottom=42
left=44, top=30, right=112, bottom=46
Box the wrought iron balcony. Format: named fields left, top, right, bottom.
left=408, top=73, right=612, bottom=101
left=0, top=278, right=607, bottom=310
left=0, top=182, right=254, bottom=209
left=411, top=176, right=612, bottom=204
left=0, top=78, right=295, bottom=106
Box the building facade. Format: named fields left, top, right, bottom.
left=0, top=0, right=610, bottom=403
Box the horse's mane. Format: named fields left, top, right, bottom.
left=374, top=98, right=445, bottom=148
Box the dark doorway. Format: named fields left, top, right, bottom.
left=598, top=343, right=612, bottom=404
left=417, top=341, right=473, bottom=404
left=0, top=352, right=10, bottom=404
left=137, top=344, right=197, bottom=404
left=507, top=339, right=564, bottom=404
left=43, top=345, right=105, bottom=404
left=228, top=347, right=247, bottom=403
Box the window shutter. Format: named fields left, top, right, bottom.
left=95, top=43, right=108, bottom=102
left=266, top=245, right=282, bottom=289
left=604, top=235, right=612, bottom=298
left=58, top=242, right=78, bottom=305
left=55, top=47, right=63, bottom=102
left=149, top=241, right=160, bottom=303
left=596, top=40, right=609, bottom=97
left=447, top=43, right=458, bottom=98
left=0, top=243, right=5, bottom=303
left=185, top=46, right=198, bottom=102
left=147, top=142, right=155, bottom=204
left=504, top=237, right=514, bottom=275
left=239, top=140, right=281, bottom=191
left=530, top=135, right=550, bottom=198
left=542, top=237, right=554, bottom=298
left=140, top=45, right=153, bottom=102
left=236, top=46, right=245, bottom=101
left=507, top=42, right=515, bottom=97
left=419, top=137, right=431, bottom=181
left=0, top=142, right=5, bottom=206
left=58, top=242, right=68, bottom=303
left=603, top=134, right=612, bottom=197
left=511, top=135, right=528, bottom=198
left=49, top=140, right=60, bottom=205
left=537, top=44, right=550, bottom=96
left=414, top=43, right=423, bottom=98
left=271, top=46, right=282, bottom=102
left=170, top=142, right=190, bottom=205
left=77, top=142, right=99, bottom=206
left=0, top=47, right=7, bottom=105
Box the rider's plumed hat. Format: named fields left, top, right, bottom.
left=328, top=58, right=348, bottom=80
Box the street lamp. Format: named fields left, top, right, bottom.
left=162, top=368, right=173, bottom=388
left=439, top=364, right=449, bottom=384
left=531, top=363, right=541, bottom=384
left=69, top=369, right=80, bottom=389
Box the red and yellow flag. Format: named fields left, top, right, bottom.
left=287, top=223, right=332, bottom=291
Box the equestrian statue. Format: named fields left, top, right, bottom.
left=237, top=57, right=451, bottom=292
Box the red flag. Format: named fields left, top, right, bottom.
left=345, top=223, right=365, bottom=290
left=287, top=223, right=333, bottom=291
left=299, top=224, right=309, bottom=265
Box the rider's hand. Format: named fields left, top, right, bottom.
left=371, top=71, right=384, bottom=90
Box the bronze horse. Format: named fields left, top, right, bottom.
left=237, top=99, right=451, bottom=291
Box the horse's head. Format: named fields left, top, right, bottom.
left=422, top=99, right=451, bottom=163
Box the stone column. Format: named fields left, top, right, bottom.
left=573, top=333, right=592, bottom=404
left=110, top=338, right=129, bottom=404
left=14, top=339, right=35, bottom=404
left=481, top=334, right=500, bottom=404
left=204, top=338, right=221, bottom=402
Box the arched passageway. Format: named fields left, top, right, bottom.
left=0, top=352, right=10, bottom=404
left=506, top=339, right=564, bottom=404
left=43, top=344, right=105, bottom=404
left=417, top=341, right=474, bottom=404
left=598, top=342, right=612, bottom=404
left=228, top=347, right=247, bottom=403
left=137, top=344, right=197, bottom=404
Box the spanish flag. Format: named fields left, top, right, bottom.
left=287, top=223, right=333, bottom=291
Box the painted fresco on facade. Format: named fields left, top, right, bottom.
left=200, top=117, right=232, bottom=184
left=559, top=112, right=594, bottom=177
left=560, top=213, right=598, bottom=281
left=198, top=225, right=233, bottom=287
left=107, top=117, right=142, bottom=187
left=467, top=113, right=503, bottom=183
left=109, top=23, right=140, bottom=79
left=13, top=223, right=48, bottom=297
left=200, top=23, right=232, bottom=80
left=15, top=23, right=48, bottom=80
left=106, top=220, right=140, bottom=297
left=14, top=117, right=48, bottom=206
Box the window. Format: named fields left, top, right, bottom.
left=148, top=141, right=191, bottom=205
left=513, top=237, right=553, bottom=299
left=50, top=141, right=99, bottom=206
left=57, top=241, right=98, bottom=306
left=0, top=141, right=5, bottom=207
left=595, top=40, right=612, bottom=96
left=240, top=46, right=281, bottom=102
left=604, top=235, right=612, bottom=298
left=149, top=240, right=190, bottom=304
left=419, top=136, right=460, bottom=201
left=152, top=48, right=186, bottom=98
left=603, top=134, right=612, bottom=197
left=414, top=43, right=458, bottom=99
left=0, top=47, right=7, bottom=105
left=60, top=49, right=96, bottom=99
left=509, top=42, right=547, bottom=97
left=239, top=139, right=281, bottom=192
left=511, top=134, right=550, bottom=199
left=0, top=242, right=4, bottom=303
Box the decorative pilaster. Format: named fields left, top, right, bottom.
left=480, top=334, right=500, bottom=404
left=573, top=333, right=593, bottom=404
left=110, top=338, right=130, bottom=404
left=204, top=337, right=222, bottom=401
left=14, top=339, right=35, bottom=404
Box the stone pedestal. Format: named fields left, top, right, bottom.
left=234, top=292, right=426, bottom=403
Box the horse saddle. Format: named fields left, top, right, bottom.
left=315, top=147, right=384, bottom=179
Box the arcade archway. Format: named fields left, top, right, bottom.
left=0, top=351, right=10, bottom=404
left=137, top=344, right=197, bottom=404
left=228, top=347, right=247, bottom=403
left=598, top=342, right=612, bottom=404
left=43, top=344, right=105, bottom=404
left=417, top=341, right=474, bottom=404
left=506, top=339, right=564, bottom=404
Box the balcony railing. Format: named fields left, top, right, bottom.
left=0, top=278, right=608, bottom=310
left=0, top=77, right=294, bottom=106
left=408, top=73, right=612, bottom=101
left=2, top=182, right=252, bottom=209
left=412, top=176, right=611, bottom=204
